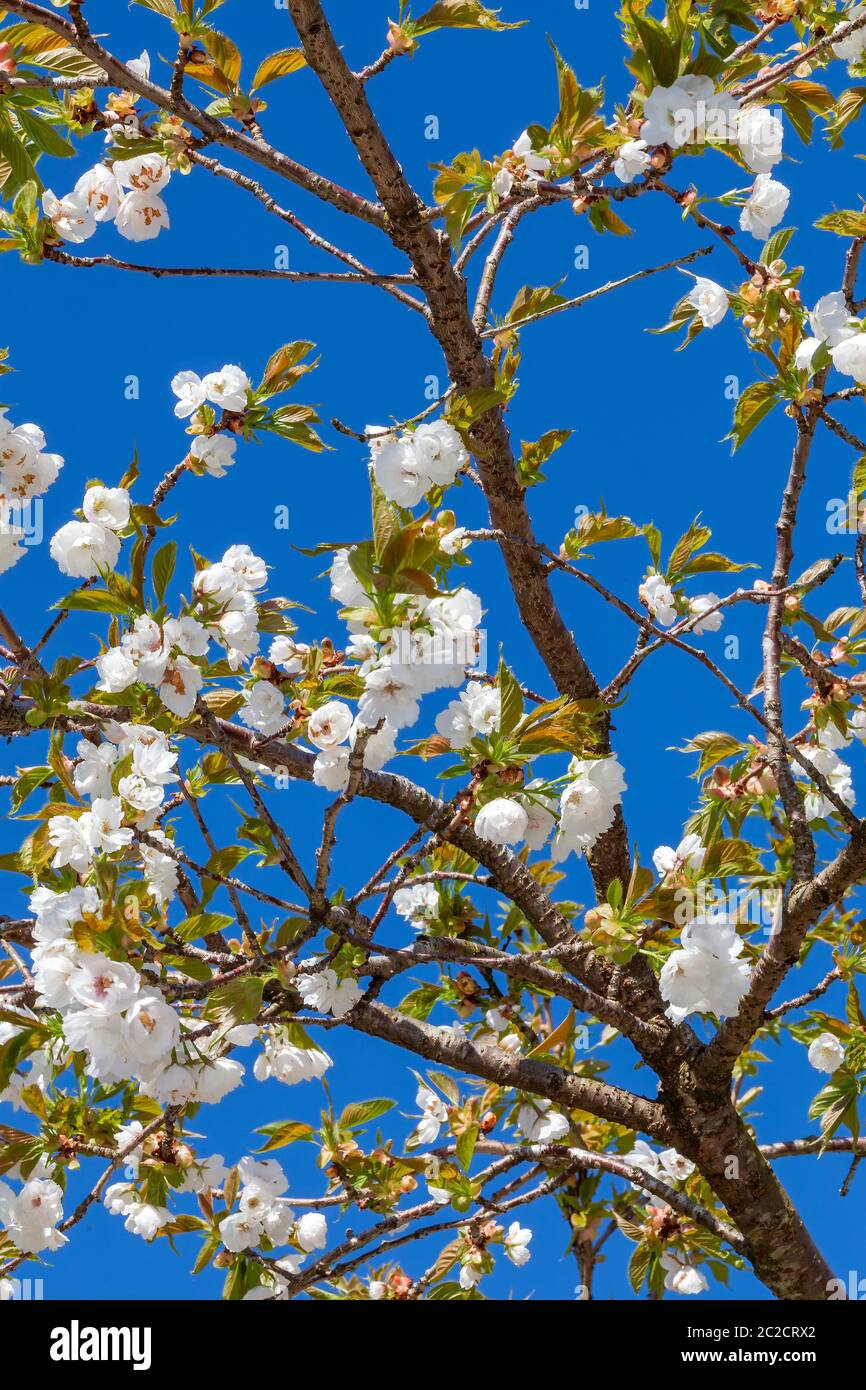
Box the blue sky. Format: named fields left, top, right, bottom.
left=2, top=0, right=866, bottom=1300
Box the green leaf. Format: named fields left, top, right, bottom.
left=12, top=107, right=74, bottom=160
left=677, top=730, right=746, bottom=777
left=339, top=1097, right=397, bottom=1129
left=702, top=838, right=762, bottom=877
left=677, top=550, right=754, bottom=578
left=456, top=1124, right=479, bottom=1170
left=504, top=282, right=567, bottom=328
left=203, top=975, right=264, bottom=1026
left=408, top=2, right=525, bottom=37
left=11, top=765, right=52, bottom=813
left=667, top=517, right=712, bottom=581
left=827, top=87, right=866, bottom=149
left=497, top=658, right=523, bottom=735
left=728, top=380, right=779, bottom=451
left=252, top=48, right=307, bottom=90
left=760, top=227, right=796, bottom=265
left=628, top=1241, right=653, bottom=1295
left=563, top=510, right=645, bottom=560
left=815, top=209, right=866, bottom=238
left=0, top=111, right=39, bottom=194
left=259, top=340, right=316, bottom=394
left=253, top=1120, right=315, bottom=1152
left=173, top=912, right=235, bottom=943
left=152, top=540, right=177, bottom=605
left=630, top=7, right=682, bottom=87
left=518, top=428, right=571, bottom=486
left=51, top=587, right=133, bottom=616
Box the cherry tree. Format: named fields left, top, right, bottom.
left=2, top=0, right=866, bottom=1303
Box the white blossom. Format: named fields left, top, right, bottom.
left=312, top=748, right=350, bottom=791
left=739, top=174, right=790, bottom=241
left=191, top=433, right=237, bottom=477
left=415, top=1084, right=448, bottom=1145
left=831, top=331, right=866, bottom=385
left=158, top=656, right=203, bottom=718
left=307, top=700, right=353, bottom=751
left=201, top=365, right=251, bottom=413
left=295, top=1211, right=328, bottom=1252
left=358, top=663, right=421, bottom=729
left=115, top=189, right=170, bottom=241
left=82, top=484, right=130, bottom=531
left=42, top=188, right=96, bottom=243
left=810, top=291, right=856, bottom=348
left=807, top=1032, right=845, bottom=1074
left=517, top=1098, right=569, bottom=1143
left=393, top=881, right=439, bottom=928
left=474, top=797, right=528, bottom=846
left=67, top=953, right=140, bottom=1014
left=330, top=548, right=367, bottom=607
left=512, top=128, right=550, bottom=175
left=74, top=164, right=121, bottom=222
left=115, top=153, right=170, bottom=193
left=503, top=1220, right=532, bottom=1267
left=240, top=680, right=286, bottom=735
left=614, top=138, right=650, bottom=183
left=640, top=572, right=677, bottom=626
left=659, top=916, right=751, bottom=1022
left=374, top=434, right=427, bottom=506
left=688, top=592, right=723, bottom=634
left=736, top=107, right=784, bottom=173
left=653, top=833, right=705, bottom=877
left=686, top=277, right=728, bottom=328
left=832, top=4, right=866, bottom=63
left=50, top=520, right=120, bottom=578
left=171, top=370, right=206, bottom=418
left=661, top=1251, right=708, bottom=1295
left=552, top=756, right=627, bottom=860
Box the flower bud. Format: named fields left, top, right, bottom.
left=387, top=23, right=413, bottom=55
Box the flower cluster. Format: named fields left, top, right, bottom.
left=659, top=916, right=751, bottom=1023
left=218, top=1157, right=327, bottom=1260
left=43, top=154, right=172, bottom=245
left=796, top=743, right=857, bottom=821
left=27, top=883, right=250, bottom=1103
left=172, top=364, right=252, bottom=476
left=295, top=963, right=363, bottom=1018
left=640, top=76, right=784, bottom=177
left=370, top=419, right=468, bottom=507
left=0, top=1170, right=66, bottom=1255
left=305, top=699, right=397, bottom=792
left=51, top=483, right=129, bottom=579
left=833, top=5, right=866, bottom=65
left=797, top=290, right=866, bottom=383
left=436, top=680, right=501, bottom=746
left=471, top=753, right=625, bottom=861
left=639, top=572, right=723, bottom=634
left=253, top=1027, right=333, bottom=1086
left=0, top=405, right=64, bottom=573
